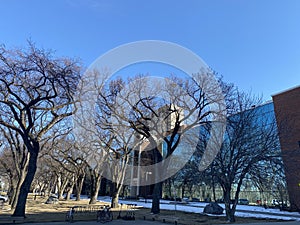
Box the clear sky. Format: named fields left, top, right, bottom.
left=1, top=0, right=299, bottom=101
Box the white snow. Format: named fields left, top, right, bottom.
left=80, top=196, right=300, bottom=221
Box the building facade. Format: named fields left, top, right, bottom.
left=272, top=85, right=300, bottom=211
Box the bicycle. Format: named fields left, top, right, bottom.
left=65, top=207, right=75, bottom=223
left=97, top=205, right=113, bottom=223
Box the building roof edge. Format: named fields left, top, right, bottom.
left=272, top=85, right=300, bottom=97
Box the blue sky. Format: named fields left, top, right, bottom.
left=1, top=0, right=299, bottom=101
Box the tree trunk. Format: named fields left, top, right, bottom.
left=167, top=179, right=172, bottom=199
left=56, top=181, right=64, bottom=200
left=11, top=177, right=24, bottom=209
left=111, top=182, right=124, bottom=208
left=181, top=183, right=185, bottom=198
left=56, top=175, right=69, bottom=200
left=151, top=182, right=162, bottom=214
left=75, top=173, right=85, bottom=201
left=224, top=188, right=235, bottom=222
left=13, top=151, right=38, bottom=217
left=65, top=178, right=75, bottom=201
left=111, top=191, right=119, bottom=208
left=212, top=179, right=216, bottom=202
left=89, top=174, right=102, bottom=204
left=8, top=179, right=17, bottom=206
left=12, top=150, right=30, bottom=209
left=121, top=185, right=126, bottom=199
left=65, top=186, right=73, bottom=200
left=228, top=209, right=236, bottom=222
left=151, top=147, right=163, bottom=214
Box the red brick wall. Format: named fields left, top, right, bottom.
left=272, top=86, right=300, bottom=211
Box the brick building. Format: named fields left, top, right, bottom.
left=272, top=85, right=300, bottom=211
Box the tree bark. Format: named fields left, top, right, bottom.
left=151, top=147, right=163, bottom=214
left=75, top=173, right=85, bottom=201
left=65, top=182, right=74, bottom=201
left=224, top=187, right=236, bottom=222
left=151, top=182, right=162, bottom=214
left=111, top=182, right=124, bottom=208
left=11, top=173, right=26, bottom=209
left=56, top=174, right=69, bottom=200
left=111, top=191, right=119, bottom=208
left=167, top=179, right=172, bottom=199
left=12, top=151, right=38, bottom=217
left=181, top=183, right=185, bottom=198
left=89, top=173, right=102, bottom=204
left=212, top=186, right=216, bottom=202
left=8, top=179, right=17, bottom=206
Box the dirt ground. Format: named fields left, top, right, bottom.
left=0, top=194, right=285, bottom=225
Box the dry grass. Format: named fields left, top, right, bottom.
left=0, top=194, right=283, bottom=224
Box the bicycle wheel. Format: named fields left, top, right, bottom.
left=107, top=211, right=113, bottom=222
left=97, top=211, right=106, bottom=223
left=65, top=214, right=69, bottom=222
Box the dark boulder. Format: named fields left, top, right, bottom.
left=203, top=202, right=224, bottom=215
left=45, top=195, right=59, bottom=204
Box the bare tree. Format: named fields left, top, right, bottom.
left=0, top=43, right=81, bottom=217
left=94, top=77, right=139, bottom=208
left=67, top=143, right=87, bottom=202
left=0, top=128, right=29, bottom=208
left=94, top=73, right=225, bottom=213
left=205, top=91, right=281, bottom=222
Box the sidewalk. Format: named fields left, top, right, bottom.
left=22, top=220, right=167, bottom=225
left=22, top=220, right=300, bottom=225
left=220, top=222, right=300, bottom=225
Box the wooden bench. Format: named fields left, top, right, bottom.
left=0, top=216, right=24, bottom=224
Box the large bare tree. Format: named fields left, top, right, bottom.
left=96, top=79, right=137, bottom=207
left=0, top=43, right=81, bottom=217
left=94, top=73, right=226, bottom=213
left=205, top=91, right=281, bottom=222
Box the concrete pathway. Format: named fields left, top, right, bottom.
left=22, top=220, right=300, bottom=225
left=219, top=222, right=300, bottom=225
left=23, top=220, right=167, bottom=225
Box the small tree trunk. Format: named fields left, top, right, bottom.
left=168, top=179, right=172, bottom=199
left=65, top=188, right=72, bottom=200
left=57, top=183, right=64, bottom=200
left=212, top=180, right=216, bottom=202
left=65, top=182, right=74, bottom=201
left=56, top=175, right=69, bottom=200
left=111, top=182, right=124, bottom=208
left=75, top=173, right=85, bottom=201
left=111, top=192, right=119, bottom=208
left=13, top=151, right=38, bottom=217
left=11, top=179, right=23, bottom=209
left=121, top=185, right=126, bottom=199
left=89, top=174, right=102, bottom=204
left=181, top=183, right=185, bottom=198
left=8, top=181, right=17, bottom=206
